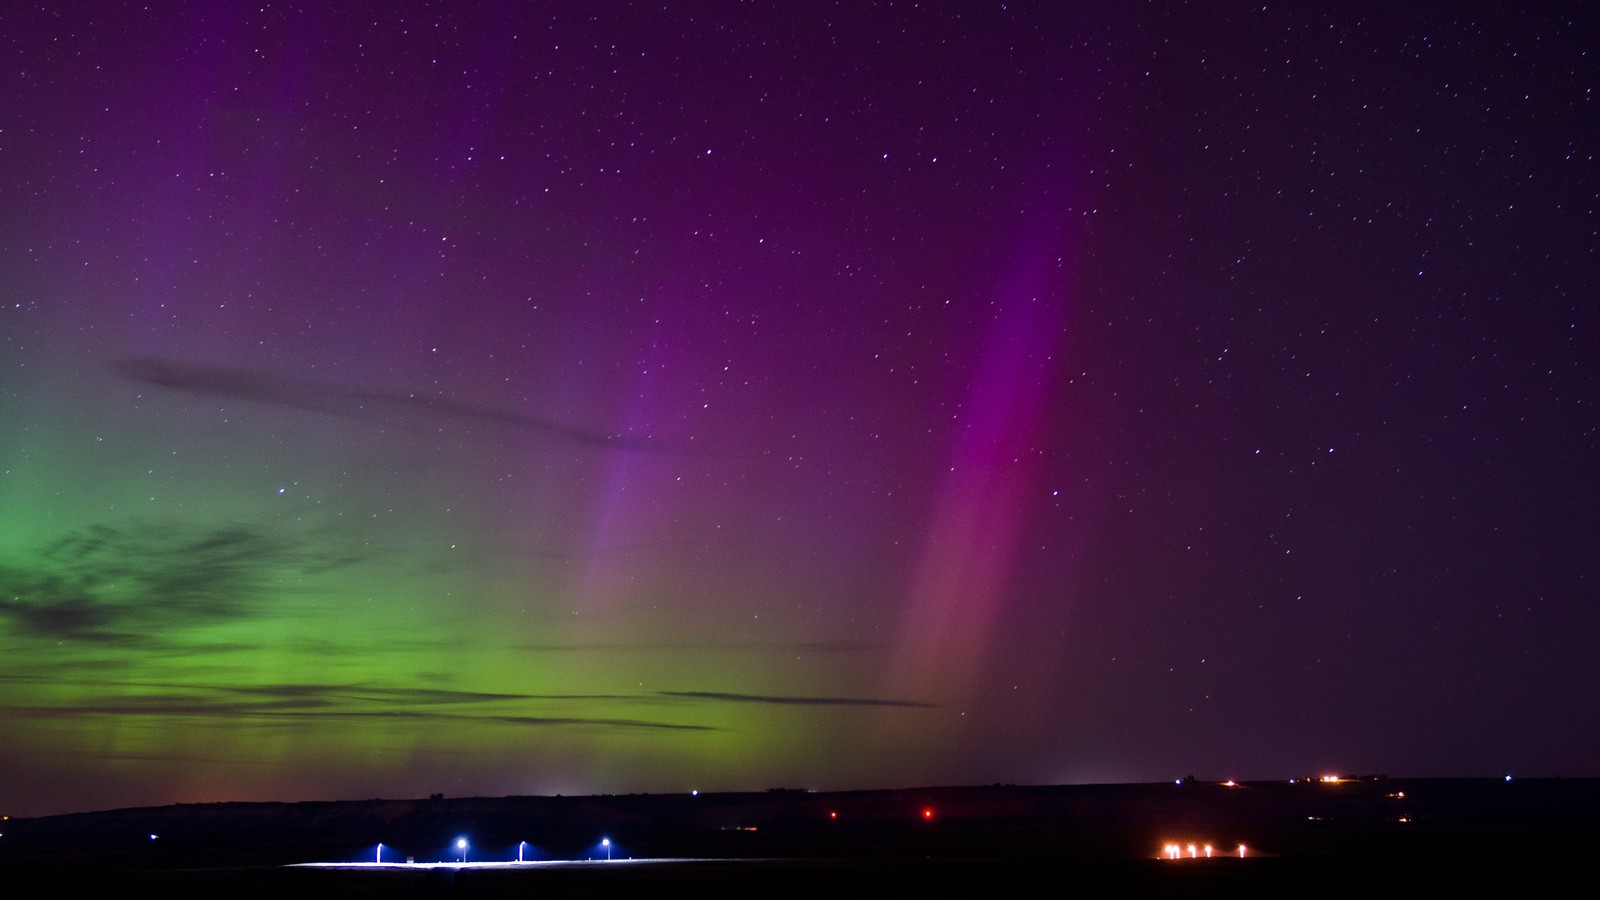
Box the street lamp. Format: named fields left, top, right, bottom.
left=376, top=842, right=384, bottom=864
left=601, top=837, right=611, bottom=861
left=457, top=837, right=468, bottom=863
left=518, top=840, right=527, bottom=863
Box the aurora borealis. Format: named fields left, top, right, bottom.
left=3, top=3, right=1597, bottom=817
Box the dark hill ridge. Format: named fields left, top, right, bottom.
left=5, top=777, right=1598, bottom=869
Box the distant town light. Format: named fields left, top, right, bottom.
left=1163, top=839, right=1246, bottom=861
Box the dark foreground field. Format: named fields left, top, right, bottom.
left=4, top=855, right=1596, bottom=899
left=4, top=778, right=1597, bottom=897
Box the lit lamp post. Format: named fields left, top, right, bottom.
left=457, top=837, right=468, bottom=863
left=601, top=837, right=611, bottom=861
left=376, top=843, right=384, bottom=864
left=518, top=841, right=527, bottom=863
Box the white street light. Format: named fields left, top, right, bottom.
left=457, top=837, right=468, bottom=863
left=601, top=837, right=611, bottom=861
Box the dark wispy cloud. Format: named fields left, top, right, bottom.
left=0, top=588, right=131, bottom=645
left=0, top=674, right=647, bottom=706
left=2, top=702, right=716, bottom=732
left=356, top=711, right=716, bottom=731
left=661, top=691, right=935, bottom=708
left=517, top=640, right=883, bottom=654
left=0, top=522, right=365, bottom=646
left=117, top=357, right=669, bottom=451
left=226, top=684, right=534, bottom=704
left=0, top=678, right=714, bottom=731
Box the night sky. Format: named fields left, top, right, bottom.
left=2, top=2, right=1596, bottom=817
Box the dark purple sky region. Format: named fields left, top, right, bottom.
left=1, top=2, right=1596, bottom=817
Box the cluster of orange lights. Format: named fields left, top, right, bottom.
left=1161, top=842, right=1247, bottom=860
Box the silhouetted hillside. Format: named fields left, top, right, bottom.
left=3, top=778, right=1597, bottom=897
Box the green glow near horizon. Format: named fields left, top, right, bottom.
left=0, top=444, right=914, bottom=814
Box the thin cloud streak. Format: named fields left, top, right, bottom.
left=117, top=356, right=671, bottom=451
left=518, top=640, right=883, bottom=654
left=661, top=690, right=935, bottom=708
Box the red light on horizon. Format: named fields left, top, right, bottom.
left=922, top=807, right=935, bottom=820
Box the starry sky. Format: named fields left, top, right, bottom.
left=2, top=2, right=1596, bottom=817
